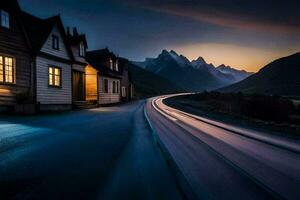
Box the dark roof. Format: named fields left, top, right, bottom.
left=21, top=12, right=55, bottom=53
left=87, top=48, right=117, bottom=60
left=1, top=0, right=20, bottom=11
left=67, top=33, right=88, bottom=48
left=21, top=11, right=74, bottom=60
left=86, top=49, right=122, bottom=79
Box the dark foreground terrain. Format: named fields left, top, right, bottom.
left=165, top=92, right=300, bottom=135
left=0, top=101, right=182, bottom=200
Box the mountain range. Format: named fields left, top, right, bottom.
left=134, top=50, right=252, bottom=92
left=119, top=58, right=183, bottom=98
left=219, top=52, right=300, bottom=96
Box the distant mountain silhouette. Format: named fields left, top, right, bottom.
left=220, top=53, right=300, bottom=96
left=216, top=64, right=253, bottom=82
left=125, top=59, right=184, bottom=98
left=134, top=50, right=252, bottom=92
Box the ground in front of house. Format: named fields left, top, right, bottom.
left=0, top=101, right=182, bottom=200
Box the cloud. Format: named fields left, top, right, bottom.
left=124, top=0, right=300, bottom=34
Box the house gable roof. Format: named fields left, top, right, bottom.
left=21, top=11, right=74, bottom=61
left=67, top=32, right=88, bottom=49
left=86, top=49, right=122, bottom=79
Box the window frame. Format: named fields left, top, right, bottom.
left=109, top=59, right=113, bottom=70
left=116, top=81, right=119, bottom=93
left=115, top=60, right=119, bottom=72
left=52, top=35, right=60, bottom=50
left=0, top=55, right=15, bottom=84
left=122, top=86, right=126, bottom=97
left=48, top=66, right=62, bottom=88
left=1, top=10, right=10, bottom=29
left=112, top=81, right=117, bottom=94
left=79, top=42, right=85, bottom=57
left=104, top=78, right=109, bottom=93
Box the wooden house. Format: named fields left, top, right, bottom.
left=66, top=27, right=88, bottom=104
left=22, top=11, right=74, bottom=111
left=86, top=49, right=123, bottom=105
left=0, top=1, right=34, bottom=112
left=119, top=58, right=134, bottom=102
left=0, top=1, right=133, bottom=112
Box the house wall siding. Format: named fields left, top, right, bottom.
left=72, top=63, right=85, bottom=72
left=0, top=9, right=32, bottom=106
left=40, top=25, right=70, bottom=60
left=71, top=45, right=86, bottom=64
left=98, top=75, right=120, bottom=104
left=36, top=56, right=72, bottom=105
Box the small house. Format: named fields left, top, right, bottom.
left=22, top=11, right=74, bottom=111
left=86, top=49, right=122, bottom=105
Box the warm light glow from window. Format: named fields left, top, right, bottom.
left=5, top=57, right=13, bottom=83
left=85, top=65, right=98, bottom=100
left=0, top=56, right=3, bottom=82
left=49, top=67, right=61, bottom=87
left=0, top=56, right=15, bottom=84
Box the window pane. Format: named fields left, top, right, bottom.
left=54, top=68, right=60, bottom=76
left=1, top=10, right=9, bottom=28
left=49, top=74, right=53, bottom=85
left=49, top=67, right=53, bottom=85
left=52, top=35, right=59, bottom=49
left=55, top=75, right=60, bottom=86
left=5, top=57, right=12, bottom=66
left=79, top=42, right=85, bottom=56
left=49, top=67, right=61, bottom=86
left=104, top=79, right=108, bottom=93
left=0, top=57, right=3, bottom=82
left=4, top=57, right=13, bottom=83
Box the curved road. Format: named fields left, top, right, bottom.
left=145, top=95, right=300, bottom=200
left=1, top=96, right=299, bottom=200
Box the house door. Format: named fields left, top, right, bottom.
left=72, top=71, right=85, bottom=101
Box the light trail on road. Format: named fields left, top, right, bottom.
left=146, top=95, right=300, bottom=200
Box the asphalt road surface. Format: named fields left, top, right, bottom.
left=146, top=96, right=300, bottom=200
left=0, top=101, right=182, bottom=200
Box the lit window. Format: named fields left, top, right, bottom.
left=0, top=56, right=3, bottom=82
left=110, top=59, right=113, bottom=70
left=1, top=10, right=9, bottom=28
left=5, top=57, right=13, bottom=83
left=49, top=67, right=61, bottom=87
left=0, top=56, right=15, bottom=84
left=79, top=42, right=85, bottom=57
left=52, top=35, right=59, bottom=50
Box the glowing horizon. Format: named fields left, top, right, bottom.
left=172, top=43, right=300, bottom=72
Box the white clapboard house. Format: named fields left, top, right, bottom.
left=22, top=12, right=74, bottom=111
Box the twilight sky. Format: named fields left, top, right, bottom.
left=19, top=0, right=300, bottom=72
